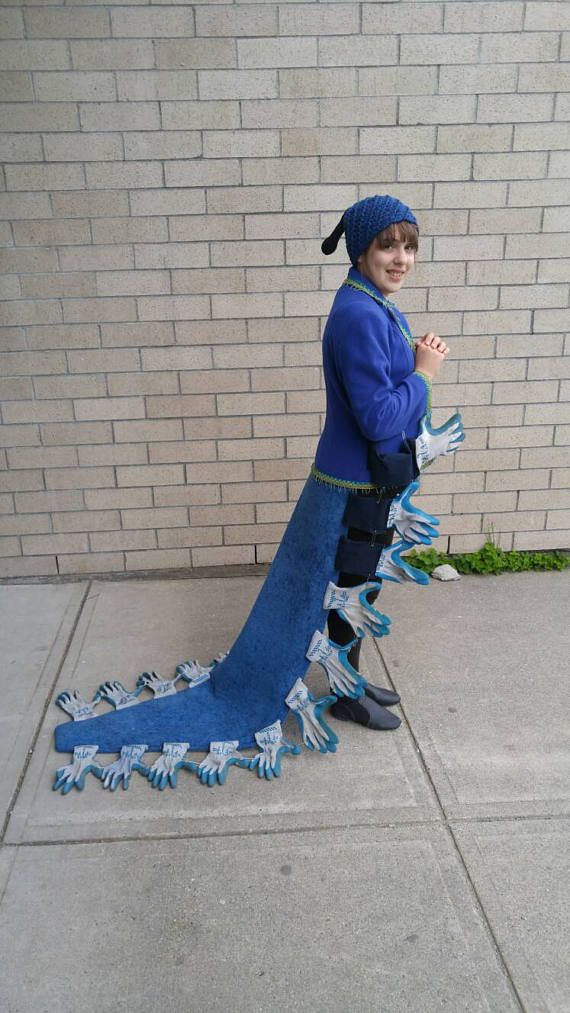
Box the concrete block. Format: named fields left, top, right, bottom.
left=493, top=380, right=558, bottom=404
left=363, top=2, right=442, bottom=33
left=280, top=67, right=356, bottom=98
left=398, top=153, right=471, bottom=181
left=172, top=268, right=244, bottom=295
left=525, top=403, right=570, bottom=424
left=222, top=480, right=286, bottom=505
left=166, top=160, right=240, bottom=188
left=212, top=292, right=283, bottom=319
left=520, top=446, right=569, bottom=468
left=458, top=358, right=525, bottom=382
left=162, top=100, right=240, bottom=131
left=206, top=185, right=281, bottom=214
left=462, top=309, right=531, bottom=335
left=500, top=285, right=568, bottom=309
left=320, top=154, right=396, bottom=183
left=96, top=270, right=169, bottom=298
left=137, top=295, right=209, bottom=322
left=467, top=262, right=536, bottom=286
left=216, top=391, right=284, bottom=415
left=283, top=184, right=356, bottom=215
left=251, top=366, right=321, bottom=392
left=0, top=191, right=51, bottom=219
left=480, top=31, right=559, bottom=62
left=488, top=425, right=554, bottom=448
left=319, top=95, right=396, bottom=127
left=154, top=485, right=220, bottom=509
left=242, top=98, right=318, bottom=129
left=34, top=71, right=115, bottom=103
left=199, top=68, right=276, bottom=99
left=124, top=547, right=192, bottom=569
left=433, top=235, right=503, bottom=261
left=359, top=65, right=437, bottom=96
left=77, top=444, right=148, bottom=468
left=155, top=38, right=235, bottom=70
left=105, top=370, right=180, bottom=398
left=525, top=0, right=570, bottom=29
left=86, top=163, right=162, bottom=190
left=400, top=95, right=476, bottom=124
left=125, top=132, right=201, bottom=161
left=0, top=40, right=70, bottom=71
left=402, top=32, right=479, bottom=64
left=247, top=265, right=318, bottom=292
left=469, top=208, right=541, bottom=234
left=244, top=211, right=319, bottom=239
left=238, top=36, right=316, bottom=68
left=85, top=488, right=153, bottom=511
left=447, top=2, right=524, bottom=31
left=281, top=127, right=357, bottom=156
left=534, top=308, right=570, bottom=332
left=434, top=181, right=507, bottom=208
left=281, top=3, right=359, bottom=35
left=514, top=529, right=570, bottom=549
left=116, top=464, right=184, bottom=488
left=114, top=420, right=183, bottom=444
left=485, top=468, right=549, bottom=491
left=518, top=62, right=570, bottom=91
left=186, top=461, right=253, bottom=484
left=71, top=40, right=154, bottom=71
left=319, top=35, right=397, bottom=66
left=439, top=64, right=517, bottom=94
left=130, top=189, right=206, bottom=217
left=514, top=122, right=570, bottom=151
left=508, top=179, right=570, bottom=207
left=116, top=70, right=198, bottom=102
left=196, top=4, right=276, bottom=36
left=478, top=93, right=553, bottom=123
left=111, top=8, right=195, bottom=37
left=474, top=152, right=547, bottom=180
left=218, top=437, right=284, bottom=462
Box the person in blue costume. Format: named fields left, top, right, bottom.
left=316, top=195, right=451, bottom=730
left=52, top=194, right=464, bottom=794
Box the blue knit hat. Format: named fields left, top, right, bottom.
left=321, top=194, right=419, bottom=267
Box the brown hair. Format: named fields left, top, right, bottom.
left=374, top=220, right=419, bottom=252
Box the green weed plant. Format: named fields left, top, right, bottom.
left=405, top=541, right=569, bottom=576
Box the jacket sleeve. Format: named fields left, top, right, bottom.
left=334, top=305, right=430, bottom=442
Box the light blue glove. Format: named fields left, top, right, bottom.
left=136, top=670, right=178, bottom=698
left=53, top=745, right=101, bottom=794
left=249, top=720, right=301, bottom=780
left=56, top=689, right=98, bottom=721
left=388, top=480, right=440, bottom=545
left=146, top=742, right=192, bottom=789
left=322, top=580, right=390, bottom=639
left=306, top=630, right=367, bottom=700
left=416, top=411, right=465, bottom=470
left=100, top=744, right=148, bottom=791
left=285, top=678, right=338, bottom=753
left=94, top=680, right=141, bottom=710
left=198, top=741, right=249, bottom=787
left=175, top=660, right=211, bottom=688
left=376, top=540, right=430, bottom=586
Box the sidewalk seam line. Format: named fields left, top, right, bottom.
left=1, top=580, right=92, bottom=844
left=374, top=639, right=527, bottom=1013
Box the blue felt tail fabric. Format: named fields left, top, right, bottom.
left=55, top=475, right=350, bottom=754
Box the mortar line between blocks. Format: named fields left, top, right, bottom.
left=1, top=581, right=92, bottom=845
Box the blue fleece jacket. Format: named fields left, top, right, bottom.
left=314, top=266, right=429, bottom=486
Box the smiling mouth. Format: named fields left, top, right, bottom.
left=387, top=271, right=405, bottom=280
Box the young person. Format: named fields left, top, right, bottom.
left=316, top=194, right=449, bottom=730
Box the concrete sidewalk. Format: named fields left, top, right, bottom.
left=0, top=569, right=568, bottom=1013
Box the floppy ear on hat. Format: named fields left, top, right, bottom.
left=321, top=215, right=345, bottom=255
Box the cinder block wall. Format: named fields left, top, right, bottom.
left=0, top=1, right=568, bottom=579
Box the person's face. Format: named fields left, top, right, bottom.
left=356, top=225, right=416, bottom=297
